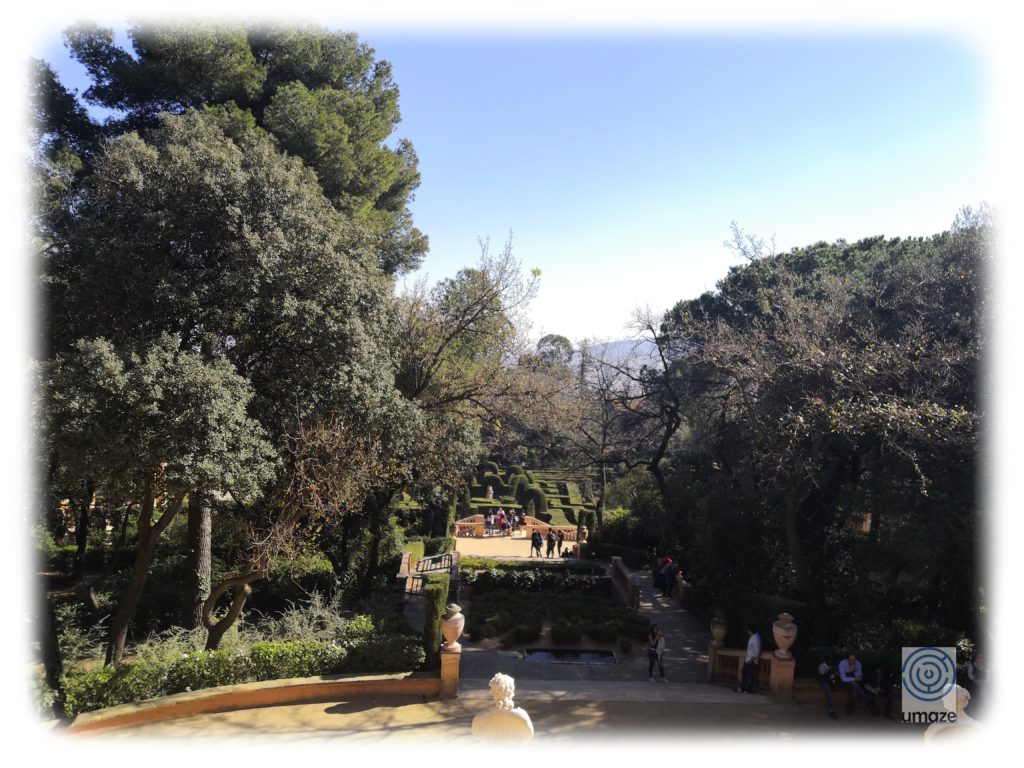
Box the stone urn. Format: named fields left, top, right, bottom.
left=441, top=604, right=465, bottom=652
left=772, top=612, right=798, bottom=659
left=710, top=615, right=728, bottom=648
left=579, top=525, right=589, bottom=545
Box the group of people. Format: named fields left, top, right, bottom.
left=814, top=653, right=896, bottom=719
left=653, top=555, right=679, bottom=598
left=529, top=527, right=566, bottom=558
left=485, top=508, right=525, bottom=536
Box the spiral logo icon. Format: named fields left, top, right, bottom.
left=902, top=647, right=956, bottom=702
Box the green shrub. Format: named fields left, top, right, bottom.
left=247, top=640, right=345, bottom=681
left=582, top=621, right=619, bottom=644
left=477, top=461, right=501, bottom=480
left=468, top=568, right=608, bottom=595
left=60, top=628, right=423, bottom=717
left=422, top=574, right=451, bottom=669
left=460, top=557, right=605, bottom=575
left=250, top=555, right=338, bottom=615
left=551, top=620, right=582, bottom=645
left=422, top=536, right=454, bottom=557
left=63, top=662, right=166, bottom=717
left=510, top=622, right=542, bottom=645
left=482, top=473, right=509, bottom=496
left=517, top=486, right=548, bottom=515
left=344, top=634, right=425, bottom=672
left=458, top=488, right=473, bottom=518
left=166, top=648, right=251, bottom=692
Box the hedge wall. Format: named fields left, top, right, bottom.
left=422, top=573, right=451, bottom=670
left=61, top=634, right=426, bottom=717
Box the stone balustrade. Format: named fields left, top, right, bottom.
left=707, top=647, right=795, bottom=701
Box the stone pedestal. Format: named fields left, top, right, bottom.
left=768, top=656, right=795, bottom=702
left=440, top=647, right=461, bottom=699
left=707, top=644, right=719, bottom=681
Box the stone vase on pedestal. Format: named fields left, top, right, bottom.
left=441, top=604, right=465, bottom=652
left=710, top=616, right=727, bottom=648
left=772, top=612, right=797, bottom=659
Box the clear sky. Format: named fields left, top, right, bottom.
left=39, top=29, right=988, bottom=344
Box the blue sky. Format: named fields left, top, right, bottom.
left=40, top=30, right=988, bottom=343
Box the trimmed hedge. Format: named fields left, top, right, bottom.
left=405, top=535, right=453, bottom=558
left=477, top=461, right=501, bottom=480
left=517, top=486, right=548, bottom=515
left=422, top=573, right=451, bottom=669
left=459, top=557, right=605, bottom=575
left=481, top=473, right=510, bottom=496
left=60, top=633, right=425, bottom=717
left=466, top=568, right=609, bottom=596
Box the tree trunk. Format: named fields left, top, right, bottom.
left=180, top=490, right=212, bottom=629
left=38, top=591, right=67, bottom=721
left=72, top=479, right=95, bottom=580
left=118, top=505, right=133, bottom=550
left=105, top=475, right=184, bottom=665
left=358, top=492, right=393, bottom=596
left=783, top=475, right=829, bottom=642
left=202, top=571, right=265, bottom=650
left=595, top=462, right=607, bottom=540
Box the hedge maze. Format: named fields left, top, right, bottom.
left=457, top=461, right=599, bottom=529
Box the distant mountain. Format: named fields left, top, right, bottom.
left=576, top=337, right=659, bottom=369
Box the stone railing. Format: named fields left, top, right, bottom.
left=453, top=513, right=580, bottom=542
left=609, top=556, right=640, bottom=610
left=521, top=517, right=578, bottom=540
left=707, top=647, right=795, bottom=701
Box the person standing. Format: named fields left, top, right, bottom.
left=545, top=529, right=556, bottom=558
left=653, top=555, right=672, bottom=592
left=816, top=661, right=839, bottom=719
left=530, top=529, right=543, bottom=557
left=660, top=559, right=678, bottom=598
left=648, top=624, right=667, bottom=683
left=736, top=624, right=761, bottom=693
left=556, top=530, right=565, bottom=556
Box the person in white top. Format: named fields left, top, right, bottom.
left=736, top=624, right=761, bottom=693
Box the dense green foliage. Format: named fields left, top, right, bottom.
left=598, top=218, right=986, bottom=656
left=62, top=632, right=425, bottom=717
left=465, top=589, right=648, bottom=647
left=32, top=21, right=539, bottom=706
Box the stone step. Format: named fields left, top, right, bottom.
left=458, top=678, right=774, bottom=705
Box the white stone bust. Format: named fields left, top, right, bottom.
left=471, top=673, right=534, bottom=742
left=923, top=684, right=980, bottom=742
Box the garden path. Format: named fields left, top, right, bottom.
left=414, top=536, right=711, bottom=688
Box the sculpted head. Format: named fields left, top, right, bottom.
left=489, top=673, right=516, bottom=710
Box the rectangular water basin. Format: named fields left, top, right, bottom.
left=525, top=649, right=617, bottom=664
